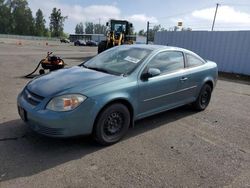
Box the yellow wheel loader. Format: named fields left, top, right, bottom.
left=98, top=19, right=136, bottom=53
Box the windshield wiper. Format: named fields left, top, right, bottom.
left=82, top=65, right=121, bottom=76
left=87, top=66, right=109, bottom=74
left=81, top=64, right=88, bottom=68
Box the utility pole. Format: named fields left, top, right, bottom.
left=98, top=18, right=101, bottom=42
left=146, top=21, right=149, bottom=44
left=211, top=3, right=219, bottom=31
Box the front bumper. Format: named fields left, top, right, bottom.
left=17, top=89, right=98, bottom=137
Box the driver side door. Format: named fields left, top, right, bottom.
left=137, top=51, right=185, bottom=119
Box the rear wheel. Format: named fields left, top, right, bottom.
left=193, top=84, right=212, bottom=111
left=98, top=41, right=107, bottom=54
left=93, top=103, right=130, bottom=145
left=39, top=69, right=45, bottom=75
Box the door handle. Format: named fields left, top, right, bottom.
left=180, top=77, right=188, bottom=81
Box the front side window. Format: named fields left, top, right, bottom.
left=147, top=51, right=184, bottom=74
left=186, top=53, right=204, bottom=67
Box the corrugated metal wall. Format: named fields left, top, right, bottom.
left=154, top=31, right=250, bottom=75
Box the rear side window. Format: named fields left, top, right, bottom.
left=147, top=51, right=184, bottom=74
left=186, top=54, right=204, bottom=67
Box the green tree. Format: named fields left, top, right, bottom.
left=35, top=9, right=46, bottom=36
left=85, top=22, right=94, bottom=34
left=25, top=8, right=35, bottom=35
left=11, top=0, right=35, bottom=35
left=75, top=22, right=84, bottom=34
left=181, top=27, right=192, bottom=31
left=43, top=28, right=50, bottom=37
left=93, top=23, right=107, bottom=34
left=49, top=8, right=67, bottom=37
left=0, top=0, right=12, bottom=34
left=160, top=27, right=166, bottom=32
left=138, top=29, right=146, bottom=36
left=84, top=22, right=107, bottom=34
left=148, top=24, right=162, bottom=41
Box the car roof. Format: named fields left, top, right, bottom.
left=122, top=44, right=189, bottom=52
left=121, top=44, right=201, bottom=57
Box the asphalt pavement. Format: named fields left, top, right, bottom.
left=0, top=39, right=249, bottom=188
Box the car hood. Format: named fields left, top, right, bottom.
left=27, top=66, right=120, bottom=97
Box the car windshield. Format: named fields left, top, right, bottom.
left=82, top=46, right=152, bottom=75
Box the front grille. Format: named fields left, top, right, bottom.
left=31, top=124, right=64, bottom=136
left=23, top=88, right=45, bottom=106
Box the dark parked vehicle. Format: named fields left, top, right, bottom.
left=74, top=40, right=86, bottom=46
left=17, top=45, right=218, bottom=145
left=86, top=40, right=98, bottom=46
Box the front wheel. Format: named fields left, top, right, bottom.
left=93, top=103, right=130, bottom=145
left=193, top=84, right=212, bottom=111
left=97, top=41, right=107, bottom=54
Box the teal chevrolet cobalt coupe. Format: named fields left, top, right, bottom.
left=17, top=45, right=218, bottom=145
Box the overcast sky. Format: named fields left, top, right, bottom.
left=28, top=0, right=250, bottom=33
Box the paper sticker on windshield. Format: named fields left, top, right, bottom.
left=124, top=56, right=140, bottom=64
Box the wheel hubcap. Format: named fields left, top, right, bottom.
left=201, top=89, right=209, bottom=106
left=104, top=112, right=124, bottom=136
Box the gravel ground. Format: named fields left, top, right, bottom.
left=0, top=39, right=249, bottom=188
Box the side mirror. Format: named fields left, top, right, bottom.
left=106, top=22, right=109, bottom=26
left=141, top=68, right=161, bottom=80
left=129, top=23, right=133, bottom=27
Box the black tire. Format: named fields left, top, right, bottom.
left=193, top=84, right=212, bottom=111
left=93, top=103, right=130, bottom=145
left=39, top=69, right=45, bottom=75
left=98, top=41, right=107, bottom=54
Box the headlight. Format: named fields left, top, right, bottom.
left=46, top=94, right=86, bottom=111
